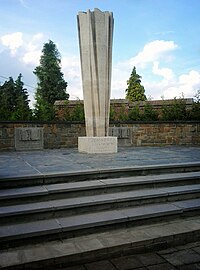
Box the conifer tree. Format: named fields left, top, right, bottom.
left=0, top=74, right=31, bottom=120
left=34, top=40, right=69, bottom=120
left=125, top=66, right=147, bottom=101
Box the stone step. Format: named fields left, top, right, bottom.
left=1, top=164, right=200, bottom=269
left=1, top=215, right=200, bottom=270
left=1, top=184, right=200, bottom=224
left=1, top=162, right=200, bottom=189
left=1, top=198, right=200, bottom=249
left=1, top=171, right=200, bottom=206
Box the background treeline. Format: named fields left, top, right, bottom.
left=0, top=40, right=69, bottom=121
left=0, top=40, right=199, bottom=122
left=109, top=93, right=200, bottom=122
left=59, top=93, right=200, bottom=122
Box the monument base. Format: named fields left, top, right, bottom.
left=78, top=137, right=117, bottom=154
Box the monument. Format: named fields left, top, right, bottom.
left=77, top=8, right=117, bottom=153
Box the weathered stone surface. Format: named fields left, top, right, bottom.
left=15, top=127, right=43, bottom=150
left=109, top=127, right=132, bottom=146
left=162, top=249, right=200, bottom=266
left=77, top=9, right=114, bottom=137
left=85, top=260, right=116, bottom=270
left=78, top=136, right=117, bottom=153
left=111, top=255, right=143, bottom=269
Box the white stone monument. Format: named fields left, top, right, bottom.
left=77, top=8, right=117, bottom=153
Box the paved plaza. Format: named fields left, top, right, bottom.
left=0, top=146, right=200, bottom=178
left=59, top=240, right=200, bottom=270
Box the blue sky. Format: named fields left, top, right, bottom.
left=0, top=0, right=200, bottom=105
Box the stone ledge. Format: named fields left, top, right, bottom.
left=78, top=137, right=117, bottom=154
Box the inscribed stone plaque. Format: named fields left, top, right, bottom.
left=78, top=137, right=117, bottom=153
left=109, top=127, right=132, bottom=146
left=15, top=128, right=43, bottom=150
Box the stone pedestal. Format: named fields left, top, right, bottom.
left=78, top=137, right=117, bottom=154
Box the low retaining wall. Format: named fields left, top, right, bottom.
left=0, top=121, right=199, bottom=151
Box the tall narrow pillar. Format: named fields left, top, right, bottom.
left=77, top=8, right=117, bottom=153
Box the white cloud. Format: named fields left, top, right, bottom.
left=179, top=70, right=200, bottom=89
left=111, top=40, right=200, bottom=100
left=0, top=32, right=23, bottom=55
left=128, top=40, right=178, bottom=68
left=22, top=50, right=41, bottom=65
left=176, top=70, right=200, bottom=97
left=144, top=70, right=200, bottom=100
left=0, top=32, right=44, bottom=65
left=61, top=56, right=82, bottom=99
left=26, top=33, right=44, bottom=52
left=152, top=61, right=174, bottom=81
left=22, top=33, right=45, bottom=65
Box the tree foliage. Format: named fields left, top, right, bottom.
left=126, top=66, right=147, bottom=102
left=0, top=74, right=31, bottom=120
left=189, top=90, right=200, bottom=120
left=33, top=40, right=69, bottom=120
left=63, top=101, right=85, bottom=121
left=161, top=97, right=188, bottom=121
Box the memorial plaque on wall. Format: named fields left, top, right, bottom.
left=15, top=128, right=44, bottom=150
left=109, top=127, right=132, bottom=146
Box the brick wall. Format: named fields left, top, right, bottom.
left=0, top=121, right=199, bottom=151
left=54, top=98, right=194, bottom=121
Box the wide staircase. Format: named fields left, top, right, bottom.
left=1, top=162, right=200, bottom=269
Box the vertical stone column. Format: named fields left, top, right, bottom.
left=77, top=9, right=117, bottom=153
left=77, top=8, right=114, bottom=137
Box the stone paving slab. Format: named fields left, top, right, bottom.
left=161, top=184, right=200, bottom=194
left=121, top=202, right=181, bottom=220
left=111, top=254, right=144, bottom=269
left=0, top=218, right=61, bottom=240
left=57, top=209, right=128, bottom=231
left=85, top=260, right=116, bottom=270
left=178, top=264, right=200, bottom=270
left=161, top=249, right=200, bottom=266
left=46, top=180, right=106, bottom=193
left=0, top=146, right=200, bottom=178
left=147, top=263, right=177, bottom=270
left=0, top=200, right=53, bottom=217
left=173, top=198, right=200, bottom=211
left=100, top=171, right=200, bottom=186
left=0, top=186, right=48, bottom=200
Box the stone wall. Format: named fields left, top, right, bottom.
left=0, top=121, right=199, bottom=151
left=0, top=122, right=86, bottom=151
left=120, top=122, right=200, bottom=146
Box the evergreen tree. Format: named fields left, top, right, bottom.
left=0, top=74, right=31, bottom=120
left=0, top=77, right=15, bottom=119
left=34, top=40, right=69, bottom=120
left=125, top=66, right=147, bottom=101
left=12, top=74, right=32, bottom=120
